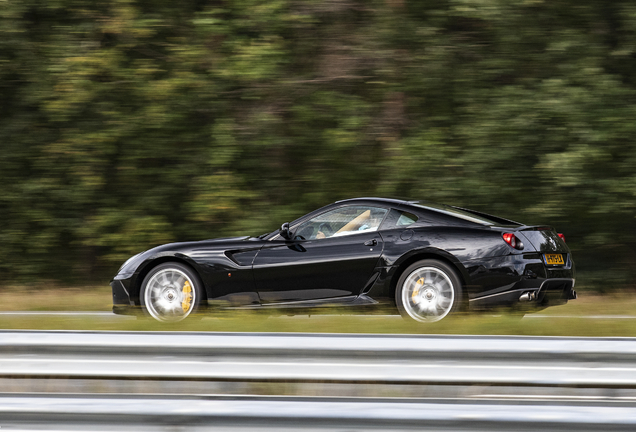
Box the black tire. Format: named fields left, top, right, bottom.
left=140, top=262, right=202, bottom=322
left=395, top=259, right=463, bottom=323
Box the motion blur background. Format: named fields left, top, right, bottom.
left=1, top=0, right=635, bottom=292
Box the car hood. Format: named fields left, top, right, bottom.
left=151, top=236, right=254, bottom=252
left=115, top=236, right=260, bottom=278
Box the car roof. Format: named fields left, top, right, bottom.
left=334, top=197, right=517, bottom=226
left=335, top=197, right=415, bottom=206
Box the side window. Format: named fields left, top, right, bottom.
left=295, top=206, right=388, bottom=240
left=397, top=212, right=418, bottom=226
left=380, top=209, right=420, bottom=230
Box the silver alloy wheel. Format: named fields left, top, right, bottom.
left=401, top=266, right=455, bottom=322
left=143, top=268, right=196, bottom=322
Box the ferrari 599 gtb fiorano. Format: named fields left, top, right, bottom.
left=111, top=198, right=576, bottom=322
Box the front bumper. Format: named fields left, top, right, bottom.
left=111, top=279, right=139, bottom=316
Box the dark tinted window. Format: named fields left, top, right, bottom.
left=412, top=203, right=500, bottom=225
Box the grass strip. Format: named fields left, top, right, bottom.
left=0, top=286, right=634, bottom=336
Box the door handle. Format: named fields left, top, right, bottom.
left=364, top=239, right=377, bottom=246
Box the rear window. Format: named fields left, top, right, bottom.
left=412, top=203, right=500, bottom=226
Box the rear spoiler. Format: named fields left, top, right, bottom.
left=517, top=225, right=555, bottom=232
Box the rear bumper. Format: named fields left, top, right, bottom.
left=464, top=250, right=575, bottom=311
left=469, top=278, right=575, bottom=310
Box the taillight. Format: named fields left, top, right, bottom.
left=557, top=233, right=565, bottom=243
left=503, top=233, right=524, bottom=250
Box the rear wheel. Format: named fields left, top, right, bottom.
left=396, top=259, right=462, bottom=323
left=140, top=262, right=202, bottom=322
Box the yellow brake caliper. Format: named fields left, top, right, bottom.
left=181, top=280, right=193, bottom=313
left=412, top=278, right=424, bottom=302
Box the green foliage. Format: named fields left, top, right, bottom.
left=1, top=0, right=635, bottom=288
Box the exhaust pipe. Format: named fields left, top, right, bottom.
left=519, top=292, right=536, bottom=302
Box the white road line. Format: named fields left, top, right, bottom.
left=0, top=311, right=115, bottom=315
left=526, top=315, right=636, bottom=319
left=0, top=311, right=136, bottom=319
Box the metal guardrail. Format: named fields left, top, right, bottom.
left=2, top=331, right=636, bottom=386
left=2, top=394, right=636, bottom=431
left=2, top=331, right=636, bottom=430
left=4, top=330, right=636, bottom=359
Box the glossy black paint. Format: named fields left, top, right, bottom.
left=253, top=231, right=383, bottom=303
left=111, top=197, right=576, bottom=316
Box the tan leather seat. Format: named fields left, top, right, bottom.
left=335, top=210, right=370, bottom=235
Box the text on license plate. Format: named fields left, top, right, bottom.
left=544, top=254, right=565, bottom=265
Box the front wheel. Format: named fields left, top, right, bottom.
left=396, top=259, right=463, bottom=323
left=140, top=262, right=202, bottom=322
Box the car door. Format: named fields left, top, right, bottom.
left=252, top=205, right=387, bottom=304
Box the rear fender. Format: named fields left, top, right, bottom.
left=373, top=247, right=470, bottom=304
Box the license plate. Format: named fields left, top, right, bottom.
left=544, top=254, right=565, bottom=265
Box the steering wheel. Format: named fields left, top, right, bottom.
left=317, top=222, right=334, bottom=238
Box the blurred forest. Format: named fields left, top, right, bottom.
left=1, top=0, right=635, bottom=290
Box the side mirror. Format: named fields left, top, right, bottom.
left=280, top=222, right=292, bottom=240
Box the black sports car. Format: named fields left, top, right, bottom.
left=111, top=197, right=576, bottom=322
